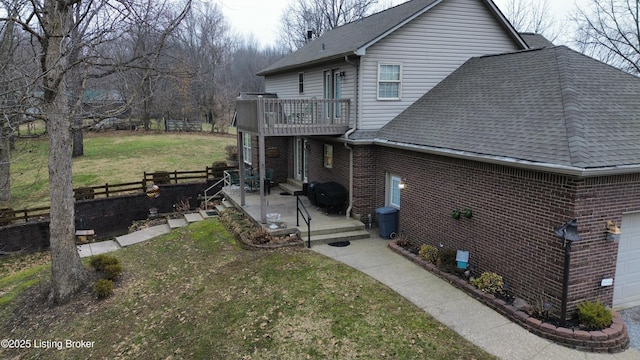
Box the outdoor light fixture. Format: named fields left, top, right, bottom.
left=554, top=218, right=581, bottom=246
left=553, top=219, right=581, bottom=327
left=606, top=220, right=621, bottom=242
left=398, top=178, right=406, bottom=190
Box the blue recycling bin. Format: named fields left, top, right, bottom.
left=376, top=206, right=398, bottom=239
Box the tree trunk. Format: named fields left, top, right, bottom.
left=72, top=128, right=84, bottom=158
left=0, top=2, right=17, bottom=206
left=0, top=132, right=9, bottom=205
left=43, top=0, right=87, bottom=304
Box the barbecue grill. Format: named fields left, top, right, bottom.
left=314, top=181, right=348, bottom=214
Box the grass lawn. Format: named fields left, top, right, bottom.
left=9, top=131, right=236, bottom=209
left=0, top=220, right=496, bottom=359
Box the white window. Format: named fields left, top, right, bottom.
left=377, top=63, right=402, bottom=100
left=242, top=133, right=252, bottom=165
left=388, top=174, right=401, bottom=209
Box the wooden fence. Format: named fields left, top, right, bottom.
left=0, top=166, right=229, bottom=225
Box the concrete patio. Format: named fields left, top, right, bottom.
left=220, top=184, right=370, bottom=245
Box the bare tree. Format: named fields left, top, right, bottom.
left=573, top=0, right=640, bottom=75
left=169, top=1, right=236, bottom=131
left=232, top=37, right=287, bottom=93
left=0, top=0, right=191, bottom=304
left=499, top=0, right=564, bottom=43
left=279, top=0, right=380, bottom=50
left=0, top=0, right=20, bottom=206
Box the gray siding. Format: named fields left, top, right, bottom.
left=265, top=60, right=358, bottom=127
left=358, top=0, right=520, bottom=130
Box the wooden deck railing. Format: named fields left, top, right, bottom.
left=236, top=97, right=351, bottom=136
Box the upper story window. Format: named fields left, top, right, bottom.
left=298, top=72, right=304, bottom=94
left=377, top=63, right=402, bottom=100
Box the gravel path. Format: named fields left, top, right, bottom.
left=620, top=306, right=640, bottom=350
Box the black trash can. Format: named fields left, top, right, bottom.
left=307, top=181, right=320, bottom=206
left=376, top=206, right=398, bottom=239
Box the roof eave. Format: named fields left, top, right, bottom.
left=483, top=0, right=529, bottom=49
left=375, top=139, right=640, bottom=178
left=257, top=52, right=357, bottom=76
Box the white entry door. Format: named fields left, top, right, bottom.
left=613, top=212, right=640, bottom=308
left=294, top=137, right=307, bottom=182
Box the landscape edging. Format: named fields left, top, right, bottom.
left=388, top=240, right=630, bottom=353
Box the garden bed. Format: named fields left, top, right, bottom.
left=388, top=240, right=630, bottom=353
left=218, top=208, right=303, bottom=249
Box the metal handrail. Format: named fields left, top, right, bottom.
left=203, top=171, right=230, bottom=210
left=296, top=195, right=312, bottom=248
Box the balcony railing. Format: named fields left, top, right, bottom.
left=236, top=97, right=351, bottom=136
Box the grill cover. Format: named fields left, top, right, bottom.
left=314, top=182, right=348, bottom=209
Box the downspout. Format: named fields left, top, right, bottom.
left=344, top=55, right=358, bottom=219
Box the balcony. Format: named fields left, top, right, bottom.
left=235, top=96, right=351, bottom=136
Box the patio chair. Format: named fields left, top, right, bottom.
left=227, top=170, right=240, bottom=193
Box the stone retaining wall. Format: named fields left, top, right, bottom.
left=0, top=181, right=219, bottom=253
left=388, top=240, right=630, bottom=353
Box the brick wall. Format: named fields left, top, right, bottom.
left=306, top=138, right=350, bottom=187
left=264, top=137, right=290, bottom=184
left=352, top=145, right=377, bottom=222
left=571, top=175, right=640, bottom=309
left=369, top=146, right=637, bottom=318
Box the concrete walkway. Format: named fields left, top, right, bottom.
left=311, top=235, right=640, bottom=360
left=76, top=218, right=640, bottom=359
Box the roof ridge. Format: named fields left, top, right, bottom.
left=555, top=46, right=590, bottom=168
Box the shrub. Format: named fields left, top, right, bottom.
left=418, top=244, right=439, bottom=264
left=74, top=187, right=95, bottom=201
left=436, top=248, right=457, bottom=273
left=94, top=279, right=114, bottom=299
left=247, top=228, right=273, bottom=245
left=90, top=254, right=122, bottom=280
left=394, top=232, right=410, bottom=248
left=577, top=300, right=612, bottom=330
left=471, top=272, right=504, bottom=295
left=103, top=263, right=123, bottom=280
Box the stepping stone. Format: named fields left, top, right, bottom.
left=184, top=213, right=204, bottom=223
left=116, top=224, right=170, bottom=247
left=77, top=240, right=121, bottom=258
left=168, top=217, right=188, bottom=228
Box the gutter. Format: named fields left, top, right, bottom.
left=375, top=139, right=640, bottom=178
left=343, top=55, right=359, bottom=219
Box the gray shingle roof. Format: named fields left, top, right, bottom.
left=519, top=33, right=554, bottom=49
left=259, top=0, right=524, bottom=76
left=377, top=46, right=640, bottom=169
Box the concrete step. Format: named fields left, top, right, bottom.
left=278, top=178, right=304, bottom=195
left=199, top=209, right=219, bottom=218
left=287, top=178, right=304, bottom=187
left=299, top=221, right=366, bottom=237
left=279, top=182, right=302, bottom=195
left=303, top=229, right=371, bottom=245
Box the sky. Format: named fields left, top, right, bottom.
left=218, top=0, right=589, bottom=48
